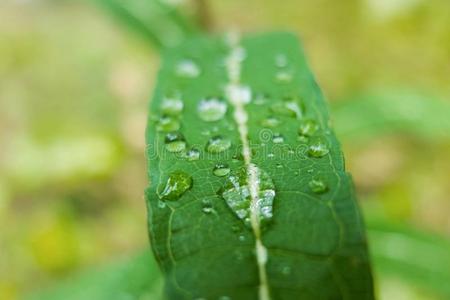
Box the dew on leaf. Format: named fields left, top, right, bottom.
left=164, top=132, right=186, bottom=153
left=309, top=179, right=328, bottom=194
left=176, top=59, right=200, bottom=78
left=161, top=96, right=183, bottom=116
left=270, top=99, right=302, bottom=118
left=275, top=70, right=293, bottom=83
left=307, top=137, right=330, bottom=158
left=281, top=266, right=292, bottom=276
left=206, top=136, right=231, bottom=153
left=185, top=148, right=200, bottom=161
left=213, top=163, right=231, bottom=177
left=261, top=116, right=280, bottom=128
left=156, top=116, right=180, bottom=132
left=157, top=171, right=192, bottom=201
left=298, top=119, right=319, bottom=137
left=275, top=53, right=288, bottom=68
left=272, top=133, right=284, bottom=144
left=198, top=98, right=227, bottom=122
left=219, top=165, right=275, bottom=227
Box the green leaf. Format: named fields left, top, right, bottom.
left=367, top=219, right=450, bottom=299
left=145, top=32, right=374, bottom=299
left=332, top=90, right=450, bottom=142
left=95, top=0, right=199, bottom=49
left=26, top=251, right=163, bottom=300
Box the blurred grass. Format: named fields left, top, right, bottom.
left=1, top=0, right=449, bottom=299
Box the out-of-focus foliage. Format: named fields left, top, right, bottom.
left=1, top=0, right=449, bottom=299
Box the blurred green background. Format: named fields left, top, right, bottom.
left=1, top=0, right=449, bottom=299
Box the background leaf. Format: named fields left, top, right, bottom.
left=94, top=0, right=200, bottom=50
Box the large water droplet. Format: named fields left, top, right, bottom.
left=213, top=163, right=231, bottom=177
left=307, top=138, right=329, bottom=158
left=165, top=132, right=186, bottom=153
left=298, top=119, right=318, bottom=137
left=308, top=179, right=328, bottom=194
left=198, top=98, right=227, bottom=122
left=206, top=136, right=231, bottom=153
left=157, top=116, right=180, bottom=132
left=219, top=165, right=275, bottom=227
left=161, top=96, right=183, bottom=116
left=176, top=59, right=200, bottom=78
left=185, top=148, right=200, bottom=161
left=157, top=171, right=192, bottom=201
left=261, top=116, right=280, bottom=128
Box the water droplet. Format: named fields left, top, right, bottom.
left=213, top=163, right=231, bottom=177
left=272, top=133, right=284, bottom=144
left=219, top=296, right=231, bottom=300
left=176, top=59, right=200, bottom=78
left=231, top=224, right=241, bottom=232
left=261, top=116, right=280, bottom=128
left=275, top=70, right=293, bottom=83
left=185, top=148, right=200, bottom=161
left=219, top=165, right=275, bottom=227
left=267, top=153, right=275, bottom=158
left=254, top=92, right=268, bottom=105
left=206, top=136, right=231, bottom=153
left=157, top=171, right=192, bottom=201
left=270, top=100, right=302, bottom=118
left=276, top=163, right=283, bottom=168
left=298, top=119, right=319, bottom=137
left=275, top=53, right=288, bottom=68
left=157, top=116, right=180, bottom=132
left=161, top=96, right=183, bottom=116
left=309, top=179, right=328, bottom=194
left=201, top=199, right=215, bottom=214
left=198, top=98, right=227, bottom=122
left=307, top=138, right=329, bottom=158
left=238, top=234, right=246, bottom=242
left=281, top=266, right=292, bottom=276
left=164, top=132, right=186, bottom=153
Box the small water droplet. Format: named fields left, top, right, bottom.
left=232, top=224, right=241, bottom=232
left=261, top=116, right=280, bottom=128
left=161, top=96, right=183, bottom=116
left=272, top=133, right=284, bottom=144
left=219, top=165, right=275, bottom=227
left=157, top=116, right=180, bottom=132
left=213, top=163, right=231, bottom=177
left=307, top=169, right=313, bottom=173
left=254, top=92, right=268, bottom=105
left=276, top=163, right=283, bottom=168
left=309, top=179, right=328, bottom=194
left=275, top=53, right=288, bottom=68
left=157, top=171, right=192, bottom=201
left=198, top=97, right=227, bottom=122
left=219, top=296, right=231, bottom=300
left=307, top=138, right=329, bottom=158
left=206, top=136, right=231, bottom=153
left=270, top=100, right=302, bottom=118
left=267, top=153, right=275, bottom=158
left=281, top=266, right=292, bottom=276
left=298, top=119, right=319, bottom=137
left=176, top=59, right=200, bottom=78
left=275, top=70, right=293, bottom=83
left=164, top=132, right=186, bottom=153
left=238, top=234, right=246, bottom=242
left=185, top=148, right=200, bottom=161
